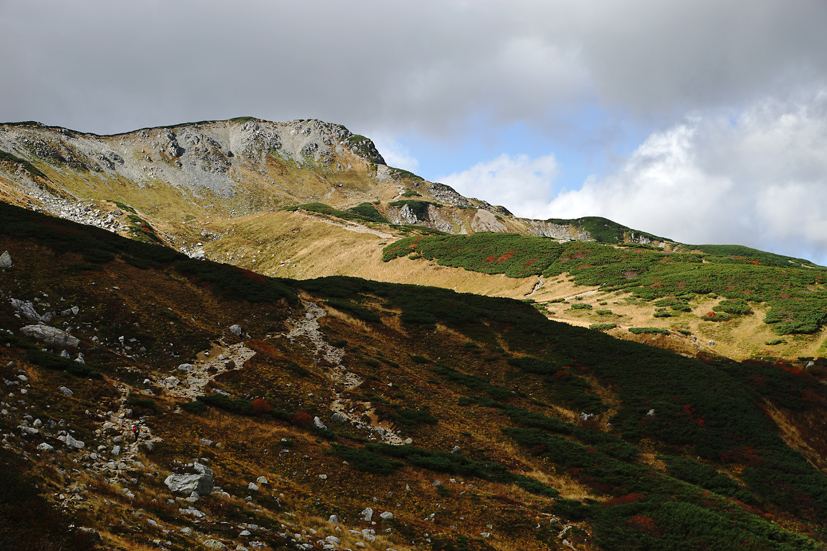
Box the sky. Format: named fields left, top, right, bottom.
left=2, top=1, right=827, bottom=262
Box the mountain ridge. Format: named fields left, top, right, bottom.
left=1, top=117, right=825, bottom=365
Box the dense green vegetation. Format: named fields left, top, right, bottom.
left=383, top=232, right=827, bottom=335
left=284, top=202, right=388, bottom=224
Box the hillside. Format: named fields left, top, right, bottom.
left=3, top=196, right=827, bottom=550
left=1, top=117, right=826, bottom=364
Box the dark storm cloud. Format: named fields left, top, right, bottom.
left=2, top=1, right=825, bottom=137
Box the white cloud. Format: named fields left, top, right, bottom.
left=544, top=90, right=827, bottom=262
left=439, top=153, right=558, bottom=217
left=369, top=136, right=420, bottom=174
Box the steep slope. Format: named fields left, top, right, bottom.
left=3, top=202, right=827, bottom=550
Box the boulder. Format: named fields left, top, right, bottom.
left=379, top=511, right=394, bottom=521
left=58, top=386, right=74, bottom=397
left=165, top=462, right=214, bottom=496
left=20, top=325, right=79, bottom=348
left=360, top=507, right=373, bottom=521
left=0, top=251, right=11, bottom=268
left=229, top=324, right=243, bottom=336
left=62, top=434, right=85, bottom=449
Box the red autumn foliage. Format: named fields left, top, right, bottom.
left=252, top=398, right=273, bottom=414
left=626, top=515, right=661, bottom=536
left=496, top=251, right=516, bottom=263
left=290, top=412, right=313, bottom=428
left=602, top=493, right=645, bottom=507
left=237, top=268, right=267, bottom=283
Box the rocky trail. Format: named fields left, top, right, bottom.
left=282, top=300, right=405, bottom=445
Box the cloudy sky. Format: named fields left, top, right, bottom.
left=3, top=1, right=827, bottom=262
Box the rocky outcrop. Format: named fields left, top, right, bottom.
left=522, top=219, right=593, bottom=241
left=20, top=325, right=80, bottom=348
left=164, top=462, right=215, bottom=496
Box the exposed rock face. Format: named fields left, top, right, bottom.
left=164, top=462, right=215, bottom=496
left=20, top=325, right=80, bottom=348
left=428, top=183, right=472, bottom=208
left=471, top=209, right=507, bottom=233
left=522, top=219, right=593, bottom=241
left=0, top=118, right=387, bottom=215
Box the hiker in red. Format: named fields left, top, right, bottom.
left=132, top=421, right=140, bottom=442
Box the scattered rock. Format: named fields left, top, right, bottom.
left=0, top=250, right=12, bottom=268
left=380, top=511, right=394, bottom=521
left=58, top=386, right=74, bottom=397
left=37, top=442, right=54, bottom=452
left=360, top=507, right=373, bottom=521
left=450, top=446, right=460, bottom=454
left=248, top=482, right=259, bottom=491
left=327, top=515, right=339, bottom=524
left=202, top=539, right=226, bottom=550
left=256, top=476, right=269, bottom=485
left=229, top=324, right=243, bottom=337
left=179, top=506, right=206, bottom=519
left=11, top=300, right=53, bottom=323
left=313, top=416, right=327, bottom=430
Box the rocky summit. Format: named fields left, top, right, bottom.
left=1, top=119, right=827, bottom=551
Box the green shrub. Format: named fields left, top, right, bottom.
left=324, top=299, right=381, bottom=322
left=714, top=299, right=752, bottom=315
left=590, top=323, right=617, bottom=331
left=330, top=443, right=403, bottom=475
left=125, top=393, right=158, bottom=413
left=570, top=303, right=593, bottom=310
left=628, top=327, right=669, bottom=335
